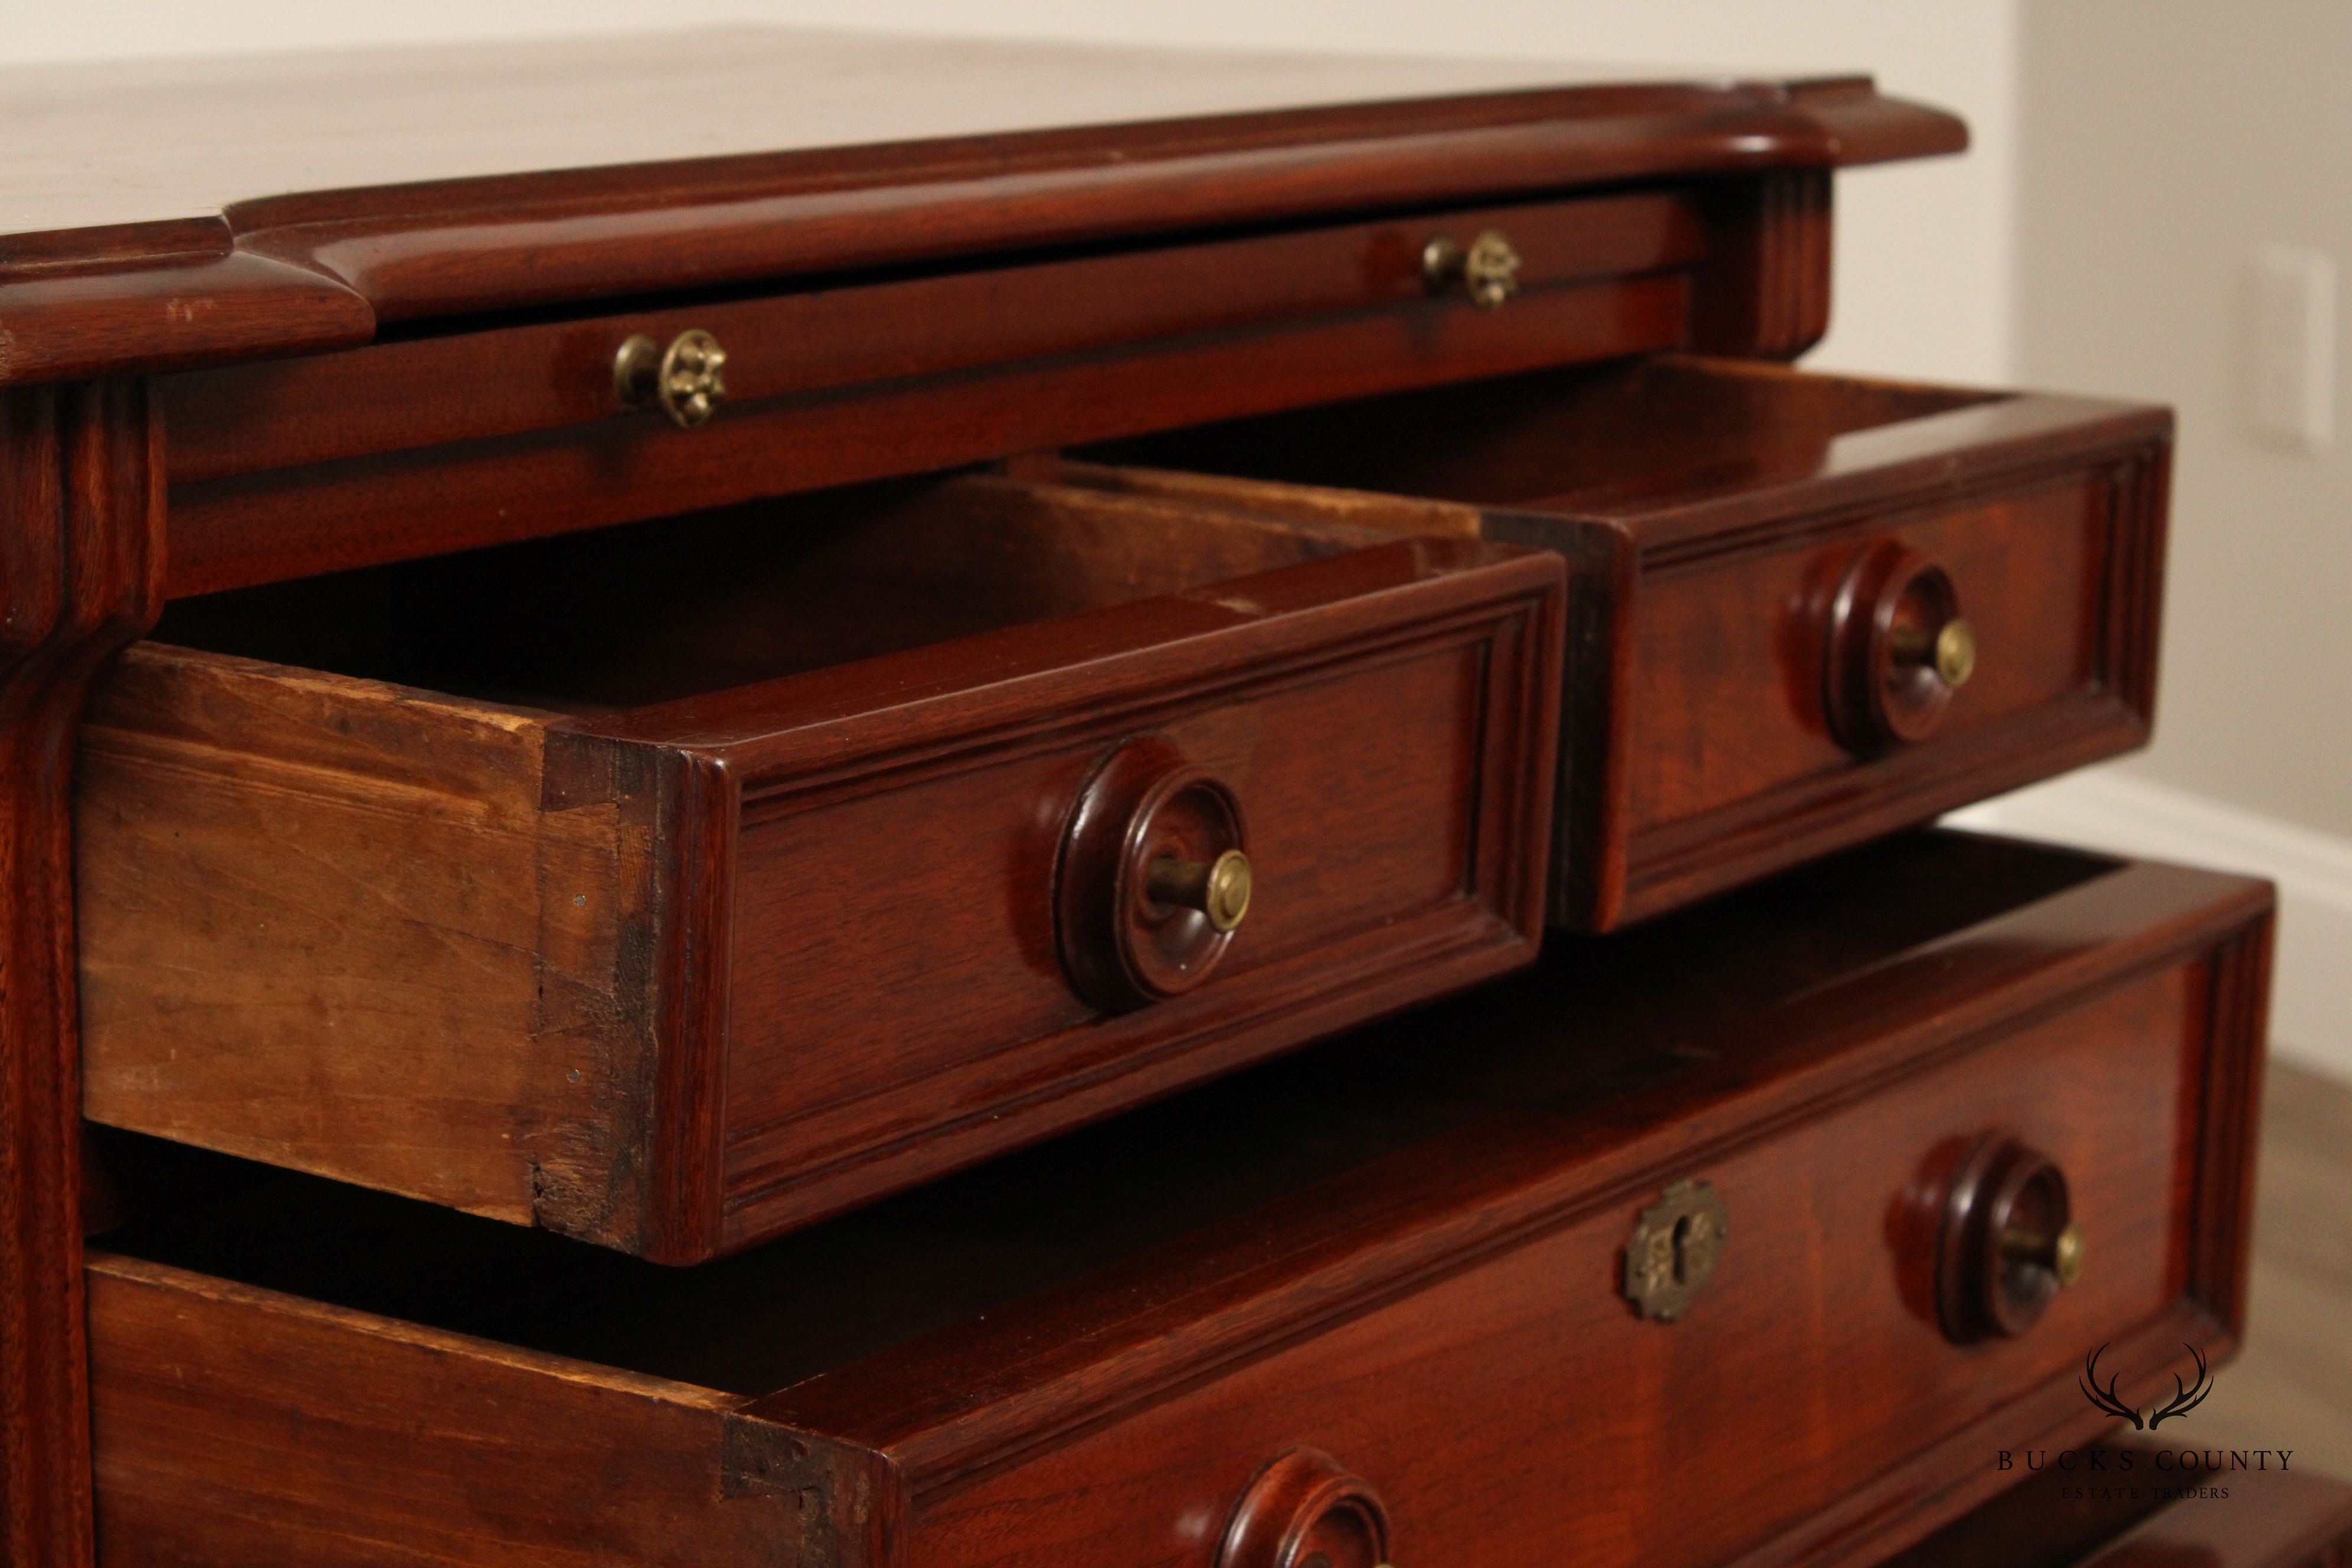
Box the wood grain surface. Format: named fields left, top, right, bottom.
left=0, top=383, right=165, bottom=1568
left=0, top=32, right=1963, bottom=384
left=0, top=39, right=1986, bottom=1564
left=159, top=234, right=1689, bottom=594
left=83, top=833, right=2273, bottom=1568
left=74, top=644, right=645, bottom=1230
left=160, top=190, right=1708, bottom=487
left=76, top=474, right=1563, bottom=1260
left=1083, top=354, right=2173, bottom=928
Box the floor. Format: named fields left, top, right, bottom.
left=2190, top=1059, right=2352, bottom=1480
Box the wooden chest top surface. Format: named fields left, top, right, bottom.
left=0, top=28, right=1962, bottom=381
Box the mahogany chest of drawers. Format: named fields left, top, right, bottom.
left=0, top=28, right=2268, bottom=1568
left=86, top=834, right=2273, bottom=1567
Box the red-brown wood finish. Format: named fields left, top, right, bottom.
left=1687, top=169, right=1834, bottom=359
left=158, top=191, right=1708, bottom=488
left=143, top=164, right=1836, bottom=598
left=1081, top=354, right=2173, bottom=927
left=158, top=207, right=1696, bottom=596
left=694, top=539, right=1563, bottom=1252
left=81, top=835, right=2273, bottom=1568
left=0, top=32, right=1959, bottom=385
left=0, top=37, right=2017, bottom=1563
left=1216, top=1449, right=1391, bottom=1568
left=74, top=481, right=1564, bottom=1260
left=0, top=384, right=164, bottom=1568
left=1934, top=1134, right=2082, bottom=1343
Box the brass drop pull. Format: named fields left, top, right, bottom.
left=1422, top=229, right=1523, bottom=309
left=615, top=328, right=729, bottom=428
left=1145, top=848, right=1253, bottom=933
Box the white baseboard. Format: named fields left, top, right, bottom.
left=1946, top=766, right=2352, bottom=1086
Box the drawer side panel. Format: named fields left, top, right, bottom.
left=74, top=645, right=651, bottom=1239
left=86, top=1256, right=807, bottom=1568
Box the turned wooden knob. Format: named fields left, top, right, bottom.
left=1823, top=538, right=1975, bottom=752
left=1936, top=1133, right=2083, bottom=1343
left=1056, top=737, right=1249, bottom=1011
left=1219, top=1449, right=1392, bottom=1568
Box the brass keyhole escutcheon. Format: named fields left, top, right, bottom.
left=1622, top=1179, right=1730, bottom=1322
left=615, top=328, right=730, bottom=428
left=1421, top=228, right=1523, bottom=309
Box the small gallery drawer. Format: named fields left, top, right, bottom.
left=158, top=187, right=1714, bottom=596
left=89, top=832, right=2272, bottom=1568
left=75, top=473, right=1563, bottom=1260
left=1073, top=353, right=2174, bottom=927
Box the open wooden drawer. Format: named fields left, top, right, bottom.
left=86, top=832, right=2272, bottom=1568
left=1074, top=354, right=2174, bottom=928
left=73, top=474, right=1563, bottom=1261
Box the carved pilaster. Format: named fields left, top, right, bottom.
left=1688, top=168, right=1834, bottom=361
left=0, top=380, right=164, bottom=1568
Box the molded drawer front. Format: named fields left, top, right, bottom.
left=87, top=834, right=2271, bottom=1568
left=1076, top=354, right=2174, bottom=929
left=76, top=474, right=1563, bottom=1260
left=156, top=188, right=1714, bottom=597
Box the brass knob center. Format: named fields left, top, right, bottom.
left=2051, top=1221, right=2085, bottom=1287
left=1422, top=228, right=1523, bottom=309
left=2003, top=1218, right=2085, bottom=1289
left=615, top=328, right=730, bottom=428
left=1146, top=848, right=1253, bottom=933
left=1935, top=618, right=1978, bottom=688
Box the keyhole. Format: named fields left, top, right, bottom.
left=1674, top=1210, right=1716, bottom=1283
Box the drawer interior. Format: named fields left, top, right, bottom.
left=149, top=471, right=1374, bottom=712
left=92, top=829, right=2116, bottom=1402
left=1084, top=354, right=2005, bottom=514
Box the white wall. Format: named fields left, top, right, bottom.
left=1951, top=0, right=2352, bottom=1083
left=2011, top=1, right=2352, bottom=841
left=0, top=1, right=2019, bottom=384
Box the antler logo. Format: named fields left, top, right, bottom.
left=2079, top=1344, right=2214, bottom=1430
